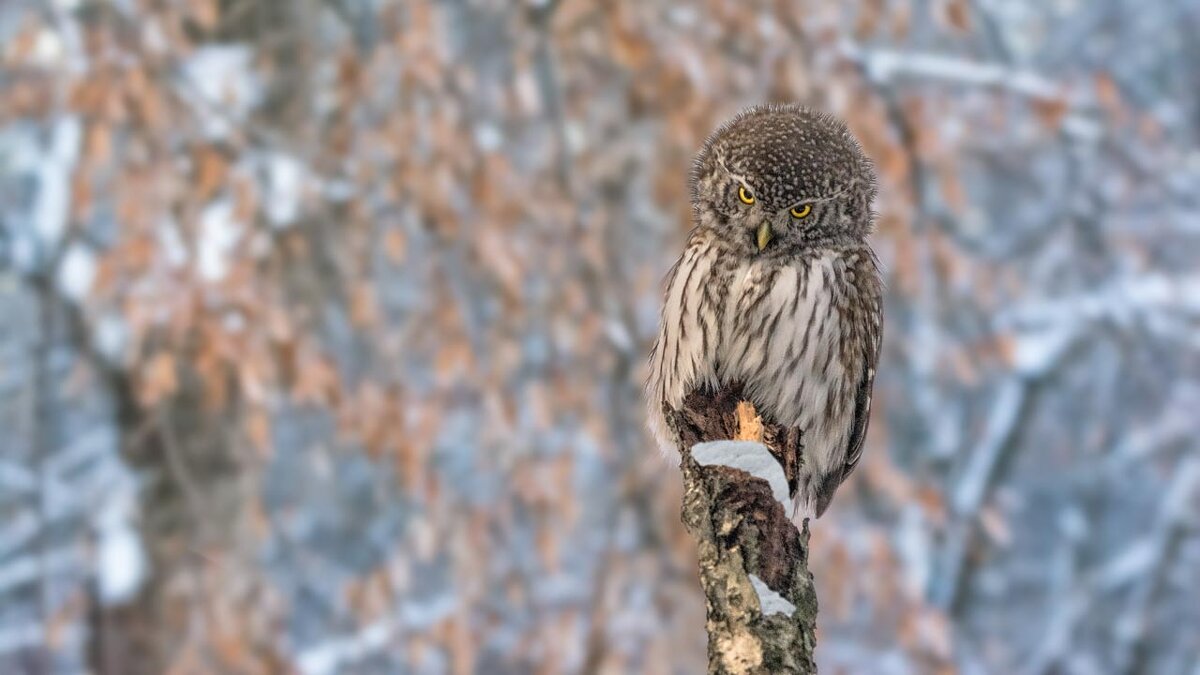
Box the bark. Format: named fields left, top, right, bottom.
left=85, top=359, right=267, bottom=675
left=666, top=384, right=819, bottom=674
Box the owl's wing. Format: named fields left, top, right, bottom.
left=806, top=253, right=882, bottom=519
left=646, top=229, right=720, bottom=453
left=840, top=262, right=883, bottom=480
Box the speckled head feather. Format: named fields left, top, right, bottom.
left=689, top=104, right=877, bottom=248
left=691, top=104, right=875, bottom=208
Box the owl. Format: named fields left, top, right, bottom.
left=647, top=104, right=882, bottom=520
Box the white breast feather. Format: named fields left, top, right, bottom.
left=650, top=250, right=854, bottom=512
left=647, top=241, right=718, bottom=451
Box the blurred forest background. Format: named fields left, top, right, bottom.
left=2, top=0, right=1200, bottom=673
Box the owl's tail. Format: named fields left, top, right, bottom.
left=791, top=469, right=843, bottom=522
left=791, top=494, right=819, bottom=525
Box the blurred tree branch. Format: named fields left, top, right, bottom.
left=666, top=386, right=818, bottom=674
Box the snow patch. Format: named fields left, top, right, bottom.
left=31, top=29, right=66, bottom=67
left=198, top=200, right=242, bottom=281
left=94, top=313, right=128, bottom=364
left=34, top=115, right=81, bottom=248
left=297, top=594, right=457, bottom=675
left=265, top=153, right=306, bottom=227
left=181, top=46, right=260, bottom=139
left=56, top=243, right=95, bottom=301
left=94, top=489, right=146, bottom=604
left=1011, top=326, right=1074, bottom=376
left=748, top=574, right=796, bottom=617
left=473, top=123, right=503, bottom=152
left=157, top=217, right=188, bottom=268
left=691, top=440, right=790, bottom=508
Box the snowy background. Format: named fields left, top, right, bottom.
left=2, top=0, right=1199, bottom=673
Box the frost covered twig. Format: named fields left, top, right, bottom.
left=928, top=377, right=1034, bottom=612
left=666, top=386, right=818, bottom=674
left=841, top=43, right=1060, bottom=100
left=1111, top=458, right=1200, bottom=672
left=1023, top=458, right=1200, bottom=674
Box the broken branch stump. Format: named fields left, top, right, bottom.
left=666, top=385, right=818, bottom=674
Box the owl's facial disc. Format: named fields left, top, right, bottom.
left=740, top=188, right=815, bottom=252
left=691, top=105, right=880, bottom=248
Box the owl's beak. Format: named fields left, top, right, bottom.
left=756, top=222, right=773, bottom=251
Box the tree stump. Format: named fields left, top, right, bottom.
left=666, top=384, right=818, bottom=674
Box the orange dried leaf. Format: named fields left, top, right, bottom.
left=855, top=0, right=885, bottom=38
left=941, top=0, right=971, bottom=32
left=140, top=352, right=178, bottom=405
left=350, top=282, right=380, bottom=328
left=194, top=145, right=229, bottom=202
left=938, top=165, right=967, bottom=213
left=85, top=121, right=112, bottom=163
left=980, top=506, right=1013, bottom=547
left=189, top=0, right=220, bottom=32
left=1032, top=96, right=1069, bottom=130
left=384, top=228, right=408, bottom=262
left=537, top=527, right=559, bottom=572
left=1095, top=73, right=1122, bottom=116
left=245, top=407, right=272, bottom=455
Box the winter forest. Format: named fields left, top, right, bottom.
left=2, top=0, right=1200, bottom=673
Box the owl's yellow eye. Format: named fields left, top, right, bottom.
left=738, top=186, right=755, bottom=205
left=790, top=204, right=812, bottom=219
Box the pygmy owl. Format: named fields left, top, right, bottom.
left=647, top=104, right=882, bottom=520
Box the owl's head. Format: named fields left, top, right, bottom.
left=690, top=104, right=876, bottom=255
